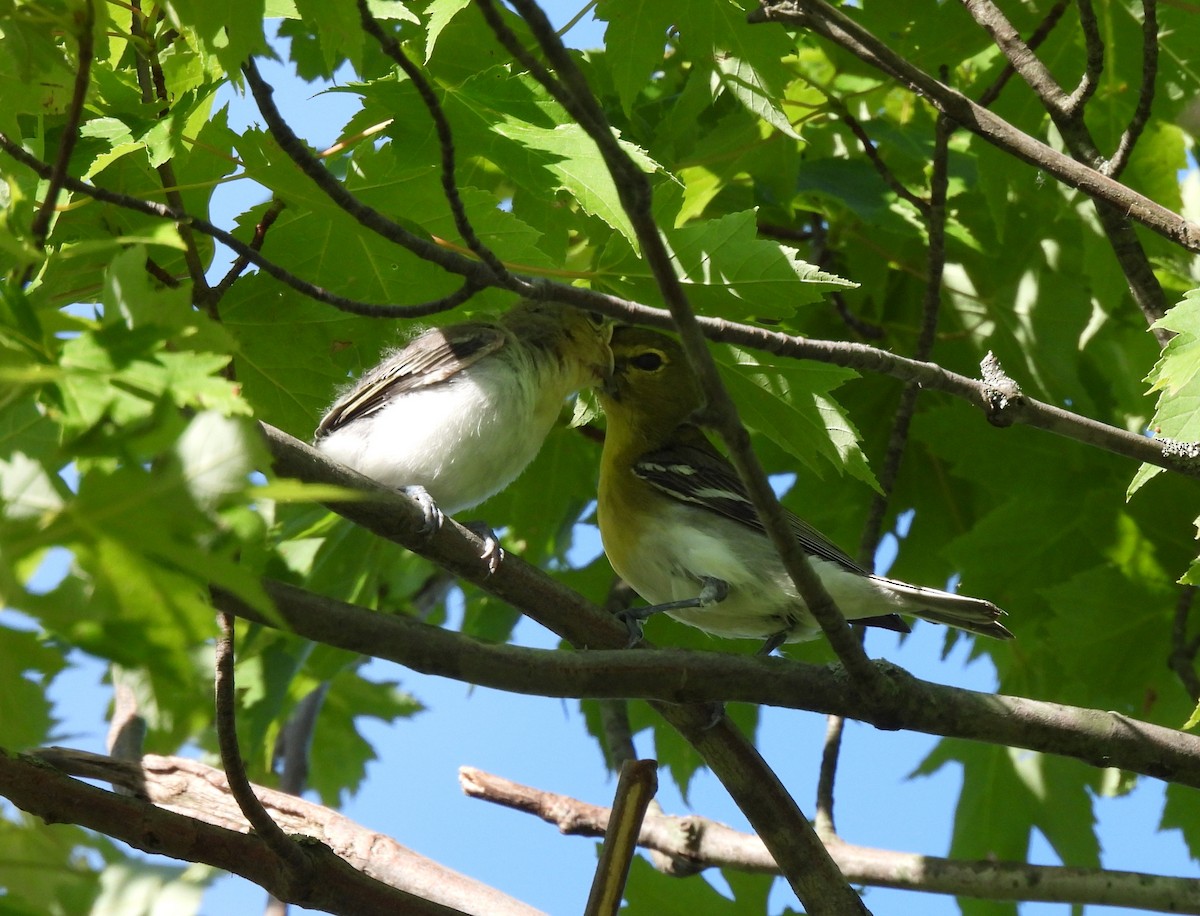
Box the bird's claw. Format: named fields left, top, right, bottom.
left=463, top=521, right=505, bottom=575
left=615, top=609, right=646, bottom=647
left=401, top=485, right=444, bottom=539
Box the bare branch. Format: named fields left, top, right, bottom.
left=24, top=0, right=95, bottom=280
left=214, top=612, right=311, bottom=885
left=1171, top=587, right=1200, bottom=703
left=212, top=553, right=1200, bottom=793
left=355, top=0, right=510, bottom=283
left=13, top=747, right=536, bottom=916
left=1105, top=0, right=1159, bottom=177
left=212, top=198, right=286, bottom=302
left=978, top=0, right=1071, bottom=108
left=961, top=0, right=1069, bottom=115
left=1064, top=0, right=1104, bottom=113
left=585, top=760, right=658, bottom=916
left=0, top=134, right=480, bottom=318
left=462, top=766, right=1200, bottom=912
left=834, top=107, right=929, bottom=214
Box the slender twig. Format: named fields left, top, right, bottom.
left=1105, top=0, right=1158, bottom=178
left=824, top=115, right=953, bottom=843
left=241, top=59, right=535, bottom=298
left=835, top=106, right=929, bottom=214
left=747, top=1, right=1200, bottom=254
left=0, top=134, right=481, bottom=318
left=214, top=612, right=311, bottom=886
left=978, top=0, right=1071, bottom=108
left=1064, top=0, right=1104, bottom=113
left=355, top=0, right=510, bottom=282
left=584, top=760, right=658, bottom=916
left=212, top=199, right=286, bottom=300
left=814, top=712, right=845, bottom=839
left=23, top=0, right=95, bottom=282
left=461, top=766, right=1200, bottom=912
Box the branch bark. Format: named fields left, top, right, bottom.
left=2, top=746, right=529, bottom=916
left=460, top=766, right=1200, bottom=913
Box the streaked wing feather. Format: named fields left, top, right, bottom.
left=633, top=439, right=865, bottom=575
left=316, top=323, right=506, bottom=436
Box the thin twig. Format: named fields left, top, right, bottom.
left=212, top=199, right=286, bottom=300
left=978, top=0, right=1071, bottom=108
left=214, top=612, right=311, bottom=886
left=241, top=58, right=534, bottom=297
left=836, top=106, right=929, bottom=214
left=0, top=133, right=481, bottom=318
left=825, top=115, right=953, bottom=843
left=961, top=0, right=1069, bottom=116
left=355, top=0, right=510, bottom=282
left=1104, top=0, right=1158, bottom=177
left=748, top=0, right=1200, bottom=254
left=584, top=760, right=658, bottom=916
left=23, top=0, right=95, bottom=281
left=1064, top=0, right=1104, bottom=113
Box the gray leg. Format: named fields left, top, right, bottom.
left=617, top=577, right=730, bottom=646
left=463, top=521, right=504, bottom=576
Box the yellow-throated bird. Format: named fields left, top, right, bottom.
left=316, top=301, right=612, bottom=563
left=596, top=326, right=1012, bottom=653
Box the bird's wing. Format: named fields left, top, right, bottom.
left=316, top=322, right=508, bottom=437
left=633, top=437, right=867, bottom=575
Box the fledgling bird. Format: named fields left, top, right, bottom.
left=596, top=326, right=1013, bottom=654
left=315, top=301, right=613, bottom=554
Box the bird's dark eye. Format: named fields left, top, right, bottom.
left=630, top=351, right=664, bottom=371
left=586, top=311, right=605, bottom=326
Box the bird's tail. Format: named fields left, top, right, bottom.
left=875, top=577, right=1014, bottom=640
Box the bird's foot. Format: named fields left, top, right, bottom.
left=401, top=485, right=444, bottom=539
left=462, top=521, right=505, bottom=576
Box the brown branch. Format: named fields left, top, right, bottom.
left=212, top=198, right=286, bottom=302
left=0, top=134, right=480, bottom=318
left=24, top=0, right=95, bottom=280
left=11, top=747, right=537, bottom=916
left=460, top=766, right=1200, bottom=912
left=214, top=612, right=310, bottom=886
left=978, top=0, right=1071, bottom=108
left=952, top=0, right=1169, bottom=337
left=355, top=0, right=510, bottom=283
left=1064, top=0, right=1104, bottom=113
left=1105, top=0, right=1158, bottom=178
left=747, top=1, right=1200, bottom=254
left=835, top=107, right=929, bottom=214
left=212, top=554, right=1200, bottom=794
left=585, top=760, right=658, bottom=916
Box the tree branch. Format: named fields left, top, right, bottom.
left=25, top=0, right=94, bottom=268
left=211, top=554, right=1200, bottom=792
left=0, top=747, right=499, bottom=916
left=1105, top=0, right=1158, bottom=178
left=747, top=0, right=1200, bottom=254
left=584, top=760, right=657, bottom=916
left=461, top=766, right=1200, bottom=913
